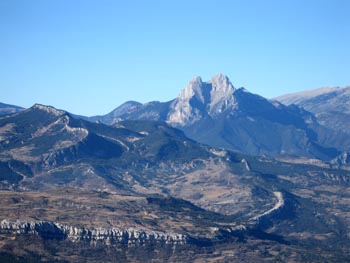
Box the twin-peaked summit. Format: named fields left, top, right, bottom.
left=92, top=74, right=350, bottom=160
left=168, top=74, right=236, bottom=126
left=92, top=73, right=240, bottom=125
left=179, top=74, right=236, bottom=114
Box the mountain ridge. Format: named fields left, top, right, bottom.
left=88, top=74, right=348, bottom=161
left=2, top=75, right=349, bottom=162
left=276, top=86, right=350, bottom=136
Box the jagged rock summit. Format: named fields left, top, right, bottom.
left=168, top=74, right=236, bottom=126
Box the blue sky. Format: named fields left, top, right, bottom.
left=1, top=0, right=350, bottom=116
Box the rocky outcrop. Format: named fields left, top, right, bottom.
left=331, top=152, right=350, bottom=168
left=0, top=219, right=187, bottom=245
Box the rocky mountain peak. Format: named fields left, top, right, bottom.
left=178, top=76, right=205, bottom=102
left=209, top=74, right=233, bottom=91
left=167, top=74, right=237, bottom=126
left=32, top=104, right=66, bottom=117
left=166, top=76, right=207, bottom=126
left=208, top=74, right=236, bottom=115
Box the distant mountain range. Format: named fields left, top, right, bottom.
left=2, top=75, right=350, bottom=163
left=86, top=74, right=350, bottom=162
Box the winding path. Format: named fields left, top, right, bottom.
left=249, top=191, right=284, bottom=222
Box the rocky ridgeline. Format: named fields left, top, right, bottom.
left=0, top=219, right=187, bottom=245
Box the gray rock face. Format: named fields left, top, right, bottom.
left=0, top=219, right=187, bottom=245
left=167, top=74, right=236, bottom=126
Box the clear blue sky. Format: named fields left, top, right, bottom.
left=1, top=0, right=350, bottom=116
